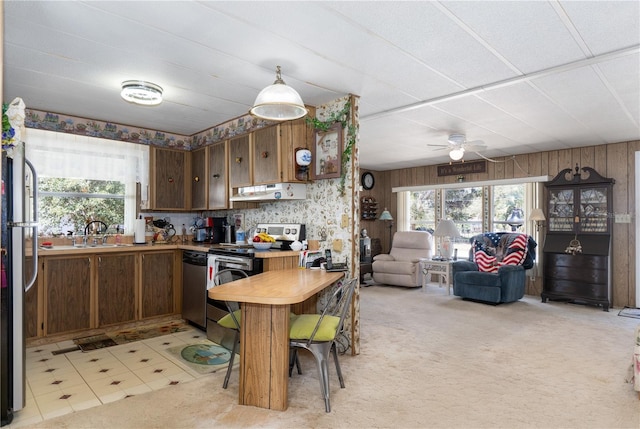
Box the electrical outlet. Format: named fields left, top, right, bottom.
left=615, top=213, right=631, bottom=223
left=341, top=214, right=349, bottom=228
left=333, top=239, right=343, bottom=252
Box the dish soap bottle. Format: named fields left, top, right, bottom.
left=235, top=225, right=245, bottom=245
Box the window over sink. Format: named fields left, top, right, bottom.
left=26, top=129, right=149, bottom=237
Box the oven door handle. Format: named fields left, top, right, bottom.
left=217, top=261, right=250, bottom=270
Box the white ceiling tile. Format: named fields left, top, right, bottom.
left=559, top=0, right=640, bottom=55
left=439, top=1, right=587, bottom=73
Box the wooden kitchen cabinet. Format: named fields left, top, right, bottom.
left=190, top=147, right=208, bottom=210
left=279, top=118, right=313, bottom=182
left=253, top=120, right=313, bottom=184
left=542, top=166, right=614, bottom=311
left=208, top=141, right=229, bottom=210
left=43, top=256, right=92, bottom=335
left=96, top=253, right=137, bottom=326
left=253, top=125, right=281, bottom=184
left=140, top=251, right=176, bottom=319
left=228, top=134, right=252, bottom=188
left=150, top=147, right=190, bottom=210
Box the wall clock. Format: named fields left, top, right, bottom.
left=361, top=172, right=375, bottom=190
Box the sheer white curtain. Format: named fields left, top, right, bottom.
left=25, top=129, right=149, bottom=233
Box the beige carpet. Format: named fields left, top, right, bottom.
left=17, top=284, right=640, bottom=429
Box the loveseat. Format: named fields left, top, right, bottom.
left=372, top=231, right=433, bottom=287
left=452, top=232, right=536, bottom=304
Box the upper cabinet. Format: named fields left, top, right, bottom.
left=228, top=134, right=252, bottom=188
left=190, top=147, right=208, bottom=211
left=233, top=119, right=313, bottom=188
left=150, top=147, right=190, bottom=210
left=546, top=165, right=614, bottom=234
left=253, top=126, right=280, bottom=184
left=208, top=141, right=229, bottom=210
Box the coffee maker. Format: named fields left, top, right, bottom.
left=208, top=217, right=227, bottom=244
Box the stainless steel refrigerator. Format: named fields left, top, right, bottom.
left=1, top=143, right=38, bottom=426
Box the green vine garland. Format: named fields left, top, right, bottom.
left=305, top=102, right=356, bottom=196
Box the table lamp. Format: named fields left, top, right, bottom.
left=378, top=208, right=394, bottom=251
left=434, top=219, right=460, bottom=260
left=528, top=208, right=546, bottom=232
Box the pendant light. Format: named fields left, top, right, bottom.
left=121, top=80, right=163, bottom=106
left=250, top=66, right=308, bottom=121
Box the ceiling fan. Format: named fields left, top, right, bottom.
left=427, top=133, right=487, bottom=161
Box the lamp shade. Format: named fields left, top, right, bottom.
left=121, top=80, right=163, bottom=106
left=433, top=219, right=460, bottom=237
left=250, top=66, right=308, bottom=121
left=528, top=208, right=546, bottom=222
left=379, top=209, right=393, bottom=221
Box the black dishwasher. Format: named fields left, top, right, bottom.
left=182, top=251, right=208, bottom=330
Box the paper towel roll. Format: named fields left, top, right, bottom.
left=134, top=219, right=146, bottom=244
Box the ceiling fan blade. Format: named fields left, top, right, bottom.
left=466, top=144, right=487, bottom=152
left=427, top=146, right=449, bottom=151
left=466, top=139, right=485, bottom=146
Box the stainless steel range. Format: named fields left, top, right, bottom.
left=204, top=246, right=264, bottom=347
left=253, top=222, right=306, bottom=250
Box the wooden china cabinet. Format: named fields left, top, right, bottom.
left=541, top=165, right=614, bottom=311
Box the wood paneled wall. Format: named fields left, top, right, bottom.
left=363, top=140, right=638, bottom=308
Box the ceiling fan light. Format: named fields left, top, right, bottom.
left=121, top=80, right=163, bottom=106
left=449, top=147, right=465, bottom=161
left=250, top=66, right=308, bottom=121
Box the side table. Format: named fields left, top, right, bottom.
left=419, top=259, right=454, bottom=295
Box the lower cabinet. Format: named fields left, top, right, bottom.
left=140, top=251, right=176, bottom=319
left=44, top=256, right=92, bottom=336
left=38, top=250, right=179, bottom=339
left=97, top=253, right=137, bottom=326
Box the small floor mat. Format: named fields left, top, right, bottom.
left=73, top=321, right=190, bottom=352
left=181, top=343, right=231, bottom=365
left=166, top=341, right=237, bottom=375
left=75, top=334, right=118, bottom=351
left=618, top=307, right=640, bottom=319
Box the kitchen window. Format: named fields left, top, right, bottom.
left=25, top=129, right=149, bottom=237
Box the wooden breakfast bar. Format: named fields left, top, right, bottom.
left=207, top=268, right=345, bottom=410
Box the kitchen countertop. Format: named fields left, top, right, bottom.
left=32, top=241, right=300, bottom=259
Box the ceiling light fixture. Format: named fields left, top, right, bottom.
left=250, top=66, right=308, bottom=121
left=121, top=80, right=163, bottom=106
left=449, top=147, right=465, bottom=161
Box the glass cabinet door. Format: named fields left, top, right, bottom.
left=548, top=188, right=574, bottom=232
left=579, top=187, right=608, bottom=233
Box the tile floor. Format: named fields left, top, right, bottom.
left=8, top=325, right=217, bottom=428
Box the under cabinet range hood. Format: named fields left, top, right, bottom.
left=230, top=183, right=307, bottom=202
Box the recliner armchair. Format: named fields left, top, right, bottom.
left=372, top=231, right=433, bottom=287
left=452, top=232, right=536, bottom=304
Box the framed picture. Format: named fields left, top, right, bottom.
left=312, top=123, right=343, bottom=179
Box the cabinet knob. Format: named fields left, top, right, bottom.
left=212, top=173, right=220, bottom=179
left=193, top=176, right=200, bottom=182
left=168, top=177, right=174, bottom=183
left=235, top=157, right=242, bottom=164
left=261, top=151, right=269, bottom=158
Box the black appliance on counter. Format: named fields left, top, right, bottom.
left=192, top=216, right=227, bottom=244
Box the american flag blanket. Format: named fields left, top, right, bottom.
left=473, top=233, right=528, bottom=273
